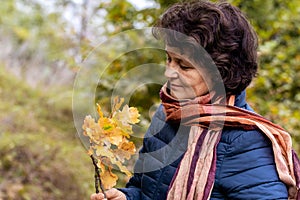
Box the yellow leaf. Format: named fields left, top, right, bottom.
left=114, top=160, right=132, bottom=177
left=83, top=99, right=141, bottom=188
left=107, top=134, right=123, bottom=146
left=97, top=161, right=119, bottom=189
left=97, top=104, right=104, bottom=118
left=95, top=146, right=116, bottom=162
left=82, top=115, right=102, bottom=143
left=113, top=106, right=131, bottom=127
left=115, top=105, right=140, bottom=125
left=100, top=167, right=118, bottom=190
left=97, top=161, right=106, bottom=174
left=114, top=140, right=136, bottom=162
left=117, top=127, right=130, bottom=138
left=129, top=107, right=140, bottom=124
left=120, top=141, right=136, bottom=154
left=112, top=96, right=124, bottom=112
left=98, top=117, right=115, bottom=132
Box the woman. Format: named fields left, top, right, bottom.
left=91, top=1, right=300, bottom=199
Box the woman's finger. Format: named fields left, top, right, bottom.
left=90, top=193, right=105, bottom=200
left=105, top=188, right=126, bottom=200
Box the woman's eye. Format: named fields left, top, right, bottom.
left=166, top=56, right=171, bottom=63
left=180, top=65, right=192, bottom=70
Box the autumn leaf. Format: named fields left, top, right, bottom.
left=98, top=117, right=114, bottom=132
left=112, top=96, right=124, bottom=113
left=114, top=105, right=140, bottom=125
left=98, top=162, right=118, bottom=190
left=82, top=96, right=140, bottom=189
left=128, top=107, right=140, bottom=124
left=101, top=169, right=118, bottom=190
left=120, top=140, right=136, bottom=154
left=82, top=115, right=102, bottom=143
left=97, top=104, right=104, bottom=118
left=113, top=160, right=132, bottom=177
left=114, top=140, right=136, bottom=162
left=95, top=146, right=114, bottom=160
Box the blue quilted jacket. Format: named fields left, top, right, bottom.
left=119, top=92, right=288, bottom=199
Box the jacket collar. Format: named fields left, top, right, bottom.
left=234, top=91, right=249, bottom=110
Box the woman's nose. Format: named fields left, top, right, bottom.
left=164, top=63, right=178, bottom=79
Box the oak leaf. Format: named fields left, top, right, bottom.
left=82, top=96, right=140, bottom=189
left=98, top=162, right=118, bottom=190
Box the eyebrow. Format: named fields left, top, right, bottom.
left=165, top=51, right=183, bottom=61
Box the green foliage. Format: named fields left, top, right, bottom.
left=0, top=67, right=94, bottom=199
left=157, top=0, right=182, bottom=8
left=99, top=0, right=160, bottom=33
left=0, top=133, right=91, bottom=200
left=228, top=0, right=300, bottom=152
left=0, top=0, right=80, bottom=87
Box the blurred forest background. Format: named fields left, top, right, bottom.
left=0, top=0, right=299, bottom=199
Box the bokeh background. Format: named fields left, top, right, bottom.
left=0, top=0, right=299, bottom=199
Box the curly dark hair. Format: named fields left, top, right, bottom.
left=153, top=1, right=258, bottom=95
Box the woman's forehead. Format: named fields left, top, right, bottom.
left=165, top=45, right=211, bottom=72
left=165, top=45, right=186, bottom=58
left=166, top=45, right=197, bottom=63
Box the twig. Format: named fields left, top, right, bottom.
left=90, top=155, right=107, bottom=199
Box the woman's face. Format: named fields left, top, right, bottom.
left=164, top=46, right=212, bottom=100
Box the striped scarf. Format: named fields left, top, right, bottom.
left=160, top=84, right=300, bottom=200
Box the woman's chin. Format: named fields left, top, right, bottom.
left=171, top=91, right=195, bottom=100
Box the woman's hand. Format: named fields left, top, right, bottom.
left=90, top=188, right=126, bottom=200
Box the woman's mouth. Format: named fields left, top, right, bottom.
left=169, top=81, right=181, bottom=87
